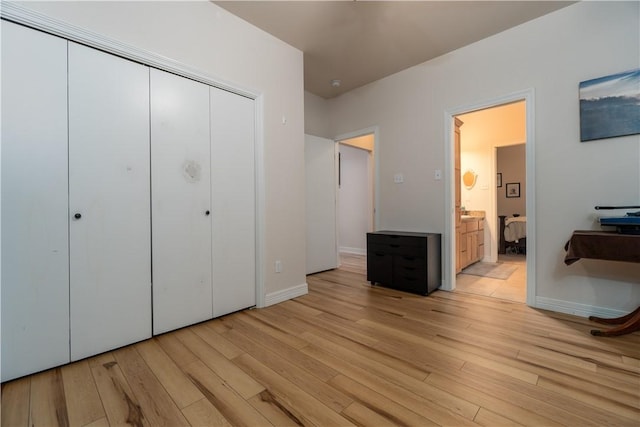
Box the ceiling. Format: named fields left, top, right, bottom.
left=213, top=1, right=575, bottom=99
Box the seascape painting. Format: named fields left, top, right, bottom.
left=579, top=68, right=640, bottom=142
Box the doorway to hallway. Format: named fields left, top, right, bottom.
left=304, top=128, right=377, bottom=274
left=337, top=137, right=374, bottom=257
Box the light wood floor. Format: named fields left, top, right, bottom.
left=3, top=255, right=640, bottom=426
left=456, top=254, right=527, bottom=303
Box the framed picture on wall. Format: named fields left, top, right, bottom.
left=506, top=182, right=520, bottom=198
left=497, top=173, right=502, bottom=187
left=579, top=68, right=640, bottom=141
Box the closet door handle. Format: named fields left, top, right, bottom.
left=205, top=210, right=210, bottom=216
left=74, top=213, right=82, bottom=220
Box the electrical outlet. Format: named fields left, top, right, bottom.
left=434, top=169, right=442, bottom=180
left=394, top=173, right=404, bottom=184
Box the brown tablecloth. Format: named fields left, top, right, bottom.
left=564, top=230, right=640, bottom=265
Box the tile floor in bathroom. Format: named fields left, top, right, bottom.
left=455, top=253, right=526, bottom=303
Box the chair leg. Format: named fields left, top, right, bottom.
left=590, top=306, right=640, bottom=336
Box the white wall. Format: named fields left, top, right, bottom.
left=305, top=91, right=333, bottom=138
left=17, top=1, right=307, bottom=302
left=318, top=2, right=640, bottom=315
left=338, top=144, right=370, bottom=255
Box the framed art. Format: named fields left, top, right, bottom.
left=579, top=68, right=640, bottom=141
left=497, top=173, right=502, bottom=187
left=506, top=182, right=520, bottom=198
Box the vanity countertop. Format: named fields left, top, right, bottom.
left=461, top=210, right=485, bottom=221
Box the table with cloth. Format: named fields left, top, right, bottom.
left=564, top=230, right=640, bottom=336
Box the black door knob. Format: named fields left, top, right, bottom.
left=205, top=210, right=210, bottom=216
left=74, top=213, right=82, bottom=219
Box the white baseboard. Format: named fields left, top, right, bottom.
left=535, top=296, right=628, bottom=319
left=264, top=283, right=308, bottom=307
left=339, top=247, right=366, bottom=256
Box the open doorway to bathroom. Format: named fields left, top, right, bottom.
left=454, top=101, right=527, bottom=303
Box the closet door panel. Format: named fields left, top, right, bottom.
left=151, top=69, right=213, bottom=334
left=68, top=42, right=151, bottom=360
left=1, top=22, right=70, bottom=381
left=210, top=88, right=256, bottom=317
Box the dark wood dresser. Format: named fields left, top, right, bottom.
left=366, top=231, right=441, bottom=295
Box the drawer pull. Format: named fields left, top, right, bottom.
left=404, top=267, right=416, bottom=271
left=390, top=244, right=400, bottom=248
left=403, top=256, right=415, bottom=261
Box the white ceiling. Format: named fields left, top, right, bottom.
left=213, top=1, right=575, bottom=99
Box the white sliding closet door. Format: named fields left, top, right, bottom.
left=1, top=21, right=70, bottom=381
left=68, top=42, right=152, bottom=360
left=151, top=69, right=213, bottom=334
left=210, top=88, right=256, bottom=317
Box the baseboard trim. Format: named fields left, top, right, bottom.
left=264, top=283, right=308, bottom=307
left=339, top=247, right=366, bottom=256
left=535, top=296, right=628, bottom=319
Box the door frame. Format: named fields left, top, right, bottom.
left=443, top=89, right=536, bottom=307
left=335, top=125, right=380, bottom=232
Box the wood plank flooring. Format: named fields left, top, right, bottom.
left=3, top=255, right=640, bottom=426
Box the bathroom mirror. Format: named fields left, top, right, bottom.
left=462, top=169, right=477, bottom=189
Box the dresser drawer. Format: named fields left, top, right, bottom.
left=367, top=233, right=424, bottom=248
left=392, top=272, right=427, bottom=295
left=367, top=242, right=425, bottom=258
left=394, top=265, right=426, bottom=286
left=395, top=254, right=427, bottom=270
left=396, top=245, right=426, bottom=258
left=465, top=219, right=479, bottom=232
left=366, top=251, right=393, bottom=284
left=368, top=243, right=394, bottom=255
